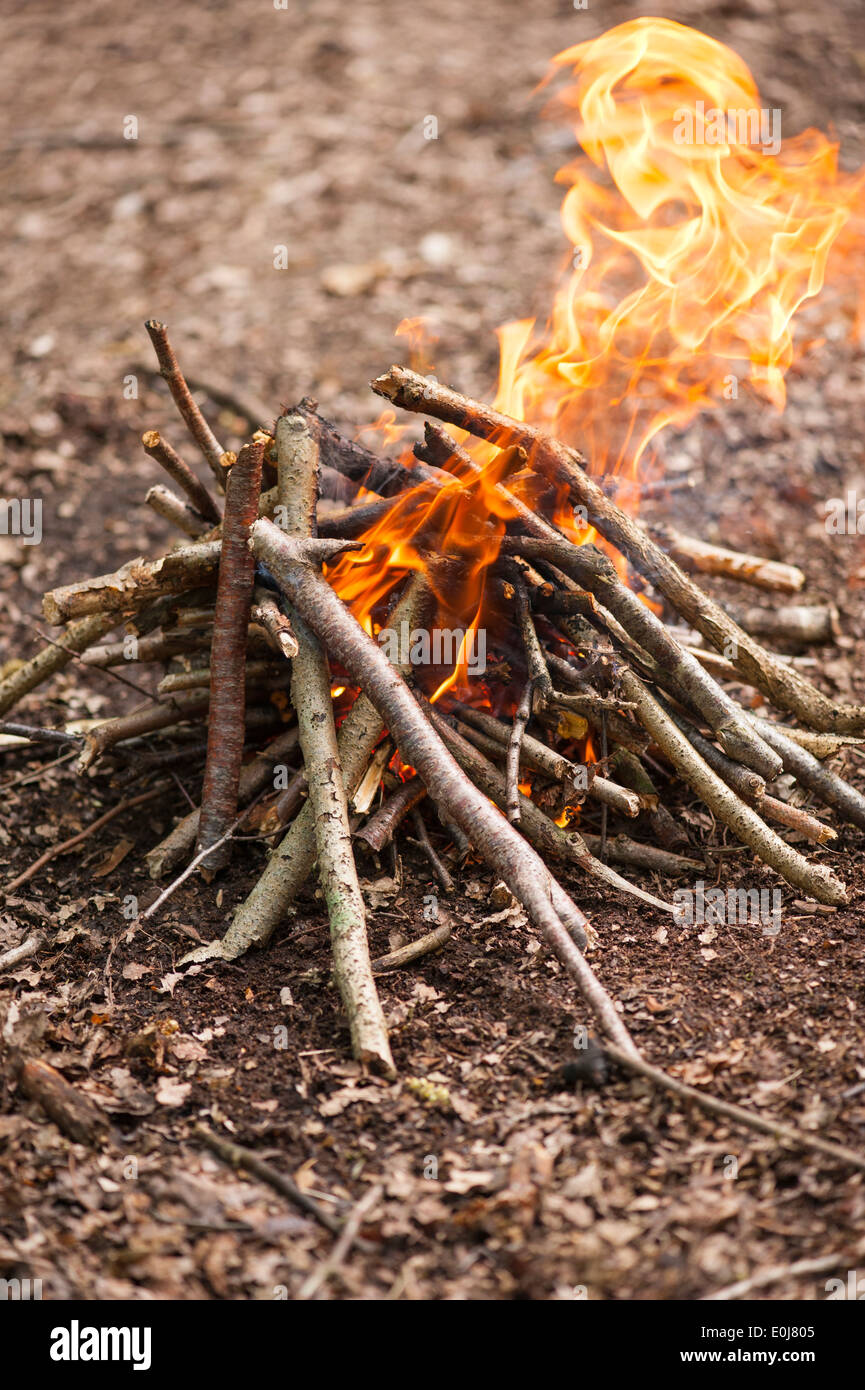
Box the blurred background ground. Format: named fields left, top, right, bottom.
left=1, top=0, right=865, bottom=1301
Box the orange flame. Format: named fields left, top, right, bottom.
left=495, top=17, right=864, bottom=476
left=331, top=17, right=863, bottom=698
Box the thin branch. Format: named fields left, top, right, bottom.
left=144, top=321, right=227, bottom=483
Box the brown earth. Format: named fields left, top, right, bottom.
left=1, top=0, right=865, bottom=1301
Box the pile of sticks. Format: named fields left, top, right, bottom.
left=5, top=325, right=865, bottom=1122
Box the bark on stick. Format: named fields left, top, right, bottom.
left=144, top=321, right=226, bottom=483
left=196, top=441, right=264, bottom=873
left=141, top=430, right=222, bottom=523
left=274, top=412, right=393, bottom=1074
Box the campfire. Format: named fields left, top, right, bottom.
left=4, top=19, right=865, bottom=1163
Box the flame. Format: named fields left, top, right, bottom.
left=495, top=17, right=864, bottom=477
left=330, top=17, right=863, bottom=701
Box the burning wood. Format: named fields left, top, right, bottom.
left=5, top=316, right=865, bottom=1081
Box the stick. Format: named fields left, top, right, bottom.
left=77, top=694, right=212, bottom=772
left=431, top=708, right=671, bottom=916
left=277, top=413, right=393, bottom=1075
left=664, top=705, right=836, bottom=845
left=513, top=574, right=553, bottom=703
left=507, top=679, right=533, bottom=824
left=580, top=833, right=702, bottom=876
left=141, top=429, right=222, bottom=522
left=750, top=715, right=865, bottom=832
left=407, top=811, right=454, bottom=894
left=157, top=660, right=284, bottom=695
left=702, top=1254, right=848, bottom=1302
left=4, top=783, right=168, bottom=895
left=43, top=542, right=221, bottom=623
left=647, top=524, right=805, bottom=594
left=299, top=399, right=441, bottom=497
left=0, top=611, right=119, bottom=716
left=0, top=932, right=44, bottom=971
left=603, top=1043, right=865, bottom=1174
left=82, top=631, right=210, bottom=668
left=729, top=602, right=839, bottom=646
left=613, top=663, right=846, bottom=903
left=145, top=483, right=209, bottom=539
left=373, top=918, right=453, bottom=971
left=355, top=777, right=427, bottom=852
left=374, top=367, right=865, bottom=734
left=197, top=442, right=264, bottom=873
left=296, top=1184, right=382, bottom=1301
left=193, top=1124, right=342, bottom=1236
left=144, top=321, right=226, bottom=483
left=251, top=586, right=299, bottom=658
left=251, top=521, right=643, bottom=1057
left=13, top=1056, right=108, bottom=1145
left=0, top=722, right=82, bottom=747
left=449, top=700, right=586, bottom=790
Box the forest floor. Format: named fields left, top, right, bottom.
left=1, top=0, right=865, bottom=1300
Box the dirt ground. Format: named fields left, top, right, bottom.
left=2, top=0, right=865, bottom=1301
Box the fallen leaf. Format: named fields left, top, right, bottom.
left=91, top=837, right=135, bottom=879
left=155, top=1077, right=192, bottom=1108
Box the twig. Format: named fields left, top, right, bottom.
left=647, top=524, right=805, bottom=594
left=78, top=694, right=211, bottom=772
left=750, top=715, right=865, bottom=832
left=141, top=429, right=222, bottom=523
left=702, top=1254, right=848, bottom=1302
left=0, top=932, right=44, bottom=971
left=513, top=575, right=553, bottom=704
left=603, top=1042, right=865, bottom=1174
left=251, top=586, right=299, bottom=659
left=4, top=782, right=168, bottom=895
left=372, top=917, right=453, bottom=971
left=0, top=611, right=119, bottom=716
left=193, top=1124, right=342, bottom=1236
left=145, top=483, right=208, bottom=539
left=0, top=722, right=82, bottom=747
left=355, top=777, right=427, bottom=852
left=507, top=679, right=533, bottom=824
left=407, top=810, right=454, bottom=894
left=144, top=321, right=226, bottom=483
left=296, top=1184, right=383, bottom=1301
left=599, top=710, right=609, bottom=860
left=580, top=833, right=702, bottom=876
left=729, top=601, right=839, bottom=646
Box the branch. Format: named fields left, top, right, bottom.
left=144, top=321, right=227, bottom=483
